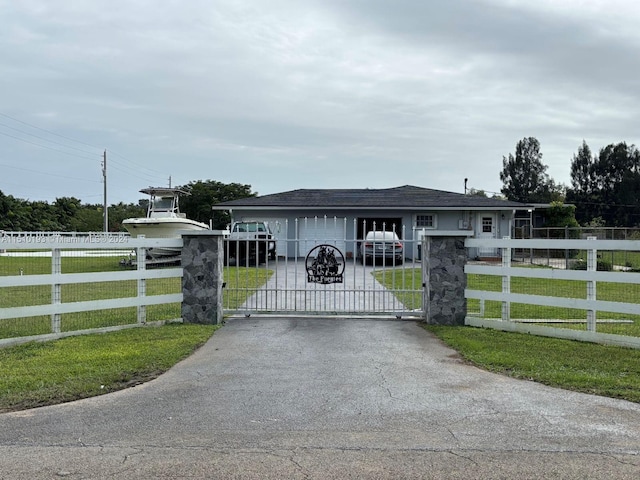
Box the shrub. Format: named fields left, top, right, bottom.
left=571, top=259, right=613, bottom=271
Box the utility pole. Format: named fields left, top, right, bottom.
left=103, top=149, right=108, bottom=232
left=169, top=175, right=172, bottom=188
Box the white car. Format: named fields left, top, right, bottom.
left=360, top=231, right=403, bottom=265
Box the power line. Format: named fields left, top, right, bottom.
left=108, top=149, right=169, bottom=179
left=0, top=130, right=99, bottom=161
left=0, top=112, right=102, bottom=149
left=107, top=160, right=167, bottom=184
left=0, top=120, right=98, bottom=156
left=0, top=162, right=101, bottom=183
left=0, top=112, right=169, bottom=187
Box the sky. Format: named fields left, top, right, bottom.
left=1, top=0, right=640, bottom=205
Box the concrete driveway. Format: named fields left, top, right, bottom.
left=239, top=259, right=418, bottom=315
left=1, top=318, right=639, bottom=479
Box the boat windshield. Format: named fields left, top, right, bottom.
left=151, top=197, right=175, bottom=212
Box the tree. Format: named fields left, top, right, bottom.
left=179, top=180, right=256, bottom=229
left=109, top=202, right=146, bottom=232
left=69, top=206, right=104, bottom=232
left=53, top=197, right=82, bottom=230
left=542, top=201, right=580, bottom=238
left=544, top=202, right=579, bottom=227
left=546, top=178, right=566, bottom=203
left=612, top=169, right=640, bottom=226
left=500, top=137, right=552, bottom=203
left=594, top=142, right=639, bottom=190
left=567, top=141, right=640, bottom=226
left=569, top=140, right=597, bottom=196
left=567, top=140, right=599, bottom=224
left=28, top=200, right=62, bottom=231
left=467, top=188, right=488, bottom=197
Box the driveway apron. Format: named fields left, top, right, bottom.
left=1, top=318, right=639, bottom=479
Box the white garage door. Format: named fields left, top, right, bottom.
left=297, top=217, right=346, bottom=257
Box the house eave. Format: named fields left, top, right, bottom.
left=212, top=205, right=525, bottom=212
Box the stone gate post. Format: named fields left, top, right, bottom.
left=181, top=231, right=225, bottom=325
left=422, top=232, right=471, bottom=325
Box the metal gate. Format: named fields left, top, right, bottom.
left=223, top=218, right=425, bottom=318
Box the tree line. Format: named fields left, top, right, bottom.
left=0, top=180, right=254, bottom=232
left=3, top=144, right=639, bottom=232
left=500, top=137, right=640, bottom=227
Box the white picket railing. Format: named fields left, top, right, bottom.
left=465, top=237, right=640, bottom=349
left=0, top=233, right=183, bottom=346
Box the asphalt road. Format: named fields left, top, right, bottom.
left=1, top=318, right=639, bottom=479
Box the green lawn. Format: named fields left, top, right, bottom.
left=426, top=325, right=640, bottom=403
left=0, top=323, right=217, bottom=413
left=0, top=254, right=272, bottom=412
left=574, top=250, right=640, bottom=270
left=375, top=267, right=640, bottom=337
left=1, top=257, right=639, bottom=411
left=0, top=253, right=128, bottom=276
left=0, top=254, right=272, bottom=339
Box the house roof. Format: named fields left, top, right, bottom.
left=212, top=185, right=530, bottom=211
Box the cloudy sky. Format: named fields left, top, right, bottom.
left=1, top=0, right=639, bottom=205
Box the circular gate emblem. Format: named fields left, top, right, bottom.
left=305, top=244, right=345, bottom=284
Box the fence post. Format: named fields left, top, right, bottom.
left=586, top=236, right=597, bottom=332
left=51, top=248, right=61, bottom=334
left=181, top=231, right=225, bottom=325
left=565, top=226, right=569, bottom=270
left=136, top=236, right=147, bottom=324
left=422, top=235, right=468, bottom=325
left=421, top=236, right=430, bottom=321
left=501, top=237, right=511, bottom=321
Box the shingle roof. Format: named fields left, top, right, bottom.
left=212, top=185, right=529, bottom=210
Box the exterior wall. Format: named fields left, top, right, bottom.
left=231, top=208, right=514, bottom=259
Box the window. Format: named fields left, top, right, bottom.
left=482, top=217, right=493, bottom=233
left=416, top=214, right=436, bottom=229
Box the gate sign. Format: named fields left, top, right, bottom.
left=305, top=244, right=345, bottom=284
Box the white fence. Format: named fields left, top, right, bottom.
left=465, top=237, right=640, bottom=349
left=0, top=233, right=183, bottom=347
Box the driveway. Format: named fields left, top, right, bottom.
left=239, top=259, right=418, bottom=315
left=1, top=318, right=639, bottom=479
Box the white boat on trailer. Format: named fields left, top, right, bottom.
left=122, top=187, right=210, bottom=261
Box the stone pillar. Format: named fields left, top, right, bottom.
left=423, top=235, right=468, bottom=325
left=181, top=231, right=225, bottom=325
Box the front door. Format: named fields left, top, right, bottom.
left=476, top=213, right=498, bottom=257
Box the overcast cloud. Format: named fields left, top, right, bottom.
left=1, top=0, right=639, bottom=204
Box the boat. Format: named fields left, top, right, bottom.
left=122, top=187, right=210, bottom=259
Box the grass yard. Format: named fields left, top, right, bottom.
left=426, top=325, right=640, bottom=403
left=0, top=323, right=218, bottom=413
left=0, top=253, right=272, bottom=412
left=1, top=257, right=638, bottom=411
left=574, top=249, right=640, bottom=270
left=375, top=267, right=640, bottom=337
left=0, top=253, right=128, bottom=276
left=0, top=254, right=273, bottom=339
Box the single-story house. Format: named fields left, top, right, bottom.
left=212, top=185, right=530, bottom=260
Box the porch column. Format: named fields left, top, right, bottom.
left=422, top=232, right=471, bottom=325
left=181, top=231, right=225, bottom=325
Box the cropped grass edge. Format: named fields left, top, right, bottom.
left=425, top=325, right=640, bottom=403
left=0, top=323, right=218, bottom=413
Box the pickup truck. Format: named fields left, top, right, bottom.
left=225, top=221, right=276, bottom=264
